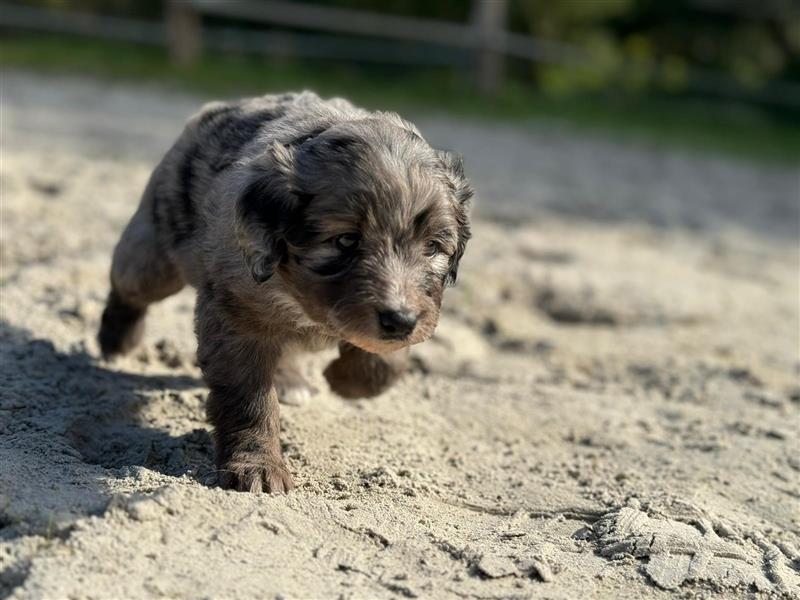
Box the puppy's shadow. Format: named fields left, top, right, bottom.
left=1, top=322, right=216, bottom=491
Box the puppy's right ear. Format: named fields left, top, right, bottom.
left=436, top=150, right=473, bottom=286
left=235, top=143, right=302, bottom=283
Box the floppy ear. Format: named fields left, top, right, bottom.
left=235, top=143, right=306, bottom=283
left=437, top=150, right=473, bottom=286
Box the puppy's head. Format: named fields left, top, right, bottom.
left=235, top=115, right=472, bottom=353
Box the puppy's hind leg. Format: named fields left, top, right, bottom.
left=274, top=349, right=319, bottom=406
left=98, top=204, right=185, bottom=358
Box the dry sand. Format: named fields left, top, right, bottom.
left=1, top=72, right=799, bottom=599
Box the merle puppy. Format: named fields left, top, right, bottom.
left=98, top=92, right=472, bottom=493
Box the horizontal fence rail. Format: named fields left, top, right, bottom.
left=0, top=2, right=165, bottom=46
left=183, top=0, right=586, bottom=65
left=0, top=2, right=469, bottom=65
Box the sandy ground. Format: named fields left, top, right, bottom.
left=1, top=71, right=799, bottom=599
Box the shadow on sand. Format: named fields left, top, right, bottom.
left=0, top=321, right=216, bottom=534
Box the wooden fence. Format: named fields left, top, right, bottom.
left=166, top=0, right=586, bottom=95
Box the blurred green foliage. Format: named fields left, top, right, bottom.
left=515, top=0, right=799, bottom=97
left=17, top=0, right=800, bottom=100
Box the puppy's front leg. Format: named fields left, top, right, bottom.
left=324, top=342, right=409, bottom=399
left=197, top=298, right=293, bottom=493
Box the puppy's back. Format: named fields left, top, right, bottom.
left=148, top=92, right=366, bottom=252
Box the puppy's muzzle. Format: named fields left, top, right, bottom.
left=378, top=308, right=417, bottom=340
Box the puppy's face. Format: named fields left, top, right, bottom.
left=237, top=118, right=472, bottom=354
left=280, top=169, right=459, bottom=353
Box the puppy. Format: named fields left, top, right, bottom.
left=98, top=92, right=472, bottom=493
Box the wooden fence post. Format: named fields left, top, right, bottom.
left=472, top=0, right=508, bottom=96
left=166, top=0, right=202, bottom=66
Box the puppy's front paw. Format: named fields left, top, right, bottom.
left=323, top=355, right=383, bottom=399
left=219, top=453, right=294, bottom=493
left=325, top=344, right=408, bottom=399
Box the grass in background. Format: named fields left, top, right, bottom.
left=2, top=33, right=800, bottom=163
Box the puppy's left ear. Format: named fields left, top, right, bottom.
left=235, top=143, right=306, bottom=283
left=437, top=150, right=473, bottom=285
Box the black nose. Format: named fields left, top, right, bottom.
left=378, top=309, right=418, bottom=339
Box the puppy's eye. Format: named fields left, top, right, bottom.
left=335, top=233, right=361, bottom=252
left=425, top=240, right=442, bottom=257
